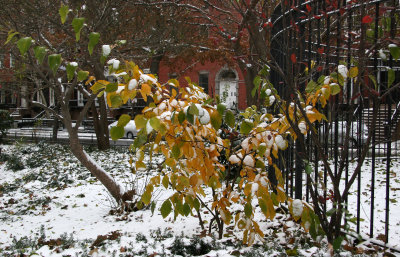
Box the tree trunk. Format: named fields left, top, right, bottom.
left=240, top=65, right=259, bottom=108
left=51, top=105, right=60, bottom=142
left=68, top=126, right=123, bottom=202
left=92, top=62, right=110, bottom=151
left=90, top=103, right=109, bottom=151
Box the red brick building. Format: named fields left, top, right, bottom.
left=158, top=60, right=247, bottom=110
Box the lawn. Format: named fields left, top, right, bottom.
left=0, top=141, right=398, bottom=256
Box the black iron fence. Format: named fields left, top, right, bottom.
left=271, top=0, right=399, bottom=249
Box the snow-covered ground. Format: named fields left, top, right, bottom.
left=0, top=142, right=398, bottom=256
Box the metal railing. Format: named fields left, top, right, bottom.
left=271, top=0, right=400, bottom=248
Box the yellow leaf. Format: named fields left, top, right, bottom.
left=349, top=67, right=358, bottom=78
left=189, top=174, right=198, bottom=187
left=140, top=83, right=152, bottom=102
left=133, top=65, right=140, bottom=80
left=165, top=158, right=176, bottom=167
left=85, top=76, right=96, bottom=85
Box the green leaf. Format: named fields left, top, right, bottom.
left=182, top=203, right=191, bottom=216
left=255, top=159, right=265, bottom=169
left=305, top=80, right=317, bottom=93
left=172, top=144, right=181, bottom=159
left=193, top=198, right=200, bottom=211
left=105, top=82, right=118, bottom=93
left=305, top=162, right=313, bottom=175
left=252, top=76, right=262, bottom=97
left=110, top=95, right=122, bottom=108
left=188, top=103, right=199, bottom=116
left=160, top=199, right=172, bottom=218
left=389, top=45, right=400, bottom=61
left=66, top=63, right=78, bottom=81
left=134, top=115, right=147, bottom=129
left=48, top=54, right=62, bottom=75
left=186, top=113, right=194, bottom=124
left=244, top=202, right=252, bottom=218
left=5, top=31, right=19, bottom=45
left=100, top=55, right=107, bottom=65
left=240, top=120, right=254, bottom=135
left=59, top=4, right=69, bottom=24
left=258, top=198, right=268, bottom=215
left=162, top=175, right=169, bottom=189
left=225, top=110, right=235, bottom=128
left=71, top=17, right=86, bottom=42
left=141, top=190, right=152, bottom=205
left=88, top=32, right=100, bottom=55
left=217, top=103, right=226, bottom=115
left=117, top=114, right=131, bottom=127
left=332, top=236, right=344, bottom=251
left=133, top=133, right=147, bottom=148
left=388, top=68, right=395, bottom=88
left=258, top=144, right=267, bottom=156
left=149, top=117, right=161, bottom=131
left=330, top=84, right=341, bottom=95
left=326, top=208, right=336, bottom=217
left=77, top=70, right=89, bottom=82
left=33, top=46, right=47, bottom=64
left=369, top=75, right=378, bottom=90
left=210, top=111, right=222, bottom=130
left=151, top=201, right=156, bottom=215
left=110, top=126, right=124, bottom=140
left=17, top=37, right=32, bottom=55
left=178, top=111, right=186, bottom=124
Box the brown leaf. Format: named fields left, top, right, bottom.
left=88, top=248, right=98, bottom=255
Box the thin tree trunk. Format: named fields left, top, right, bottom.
left=92, top=62, right=110, bottom=151
left=68, top=126, right=123, bottom=202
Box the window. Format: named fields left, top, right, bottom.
left=9, top=53, right=14, bottom=68
left=199, top=72, right=209, bottom=94
left=11, top=92, right=16, bottom=104
left=0, top=90, right=5, bottom=103
left=0, top=53, right=4, bottom=68
left=77, top=90, right=84, bottom=107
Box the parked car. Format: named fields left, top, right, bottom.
left=108, top=120, right=137, bottom=139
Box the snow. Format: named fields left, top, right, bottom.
left=292, top=199, right=303, bottom=217
left=338, top=64, right=348, bottom=79
left=324, top=76, right=331, bottom=85
left=243, top=155, right=255, bottom=167
left=266, top=89, right=271, bottom=95
left=298, top=121, right=307, bottom=134
left=140, top=73, right=157, bottom=84
left=107, top=58, right=120, bottom=69
left=1, top=141, right=399, bottom=256
left=102, top=45, right=111, bottom=56
left=199, top=109, right=210, bottom=125
left=146, top=120, right=153, bottom=134
left=128, top=78, right=138, bottom=90
left=269, top=95, right=275, bottom=104
left=388, top=44, right=397, bottom=48
left=69, top=62, right=78, bottom=67
left=275, top=135, right=287, bottom=150
left=241, top=137, right=250, bottom=152
left=379, top=49, right=387, bottom=60
left=229, top=153, right=241, bottom=164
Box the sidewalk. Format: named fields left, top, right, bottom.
left=6, top=127, right=133, bottom=147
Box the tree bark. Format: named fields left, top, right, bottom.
left=91, top=62, right=110, bottom=151
left=68, top=128, right=123, bottom=202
